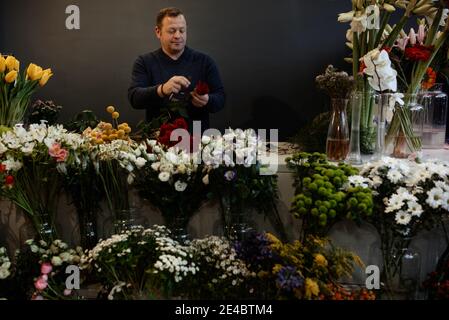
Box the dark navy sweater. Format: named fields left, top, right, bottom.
left=128, top=46, right=225, bottom=130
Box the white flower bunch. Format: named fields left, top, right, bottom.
left=152, top=236, right=198, bottom=283
left=24, top=239, right=82, bottom=267
left=201, top=128, right=266, bottom=169
left=190, top=236, right=254, bottom=286
left=0, top=247, right=11, bottom=280
left=358, top=157, right=449, bottom=227
left=145, top=139, right=200, bottom=188
left=362, top=49, right=398, bottom=92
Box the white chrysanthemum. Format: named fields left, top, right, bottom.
left=426, top=187, right=445, bottom=209
left=407, top=201, right=423, bottom=217
left=348, top=175, right=370, bottom=188
left=395, top=211, right=412, bottom=225
left=385, top=193, right=405, bottom=213
left=387, top=169, right=403, bottom=184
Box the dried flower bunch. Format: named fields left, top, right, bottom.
left=315, top=65, right=355, bottom=99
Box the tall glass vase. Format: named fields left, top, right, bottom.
left=220, top=188, right=253, bottom=241
left=326, top=98, right=349, bottom=162
left=346, top=92, right=362, bottom=165
left=421, top=84, right=448, bottom=149
left=384, top=93, right=424, bottom=159
left=162, top=205, right=190, bottom=244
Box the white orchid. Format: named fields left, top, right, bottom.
left=362, top=49, right=398, bottom=92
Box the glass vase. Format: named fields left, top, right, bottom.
left=326, top=98, right=349, bottom=162
left=220, top=189, right=253, bottom=241
left=79, top=209, right=98, bottom=249
left=358, top=87, right=379, bottom=155
left=346, top=92, right=362, bottom=165
left=37, top=211, right=57, bottom=243
left=381, top=236, right=422, bottom=300
left=384, top=93, right=424, bottom=159
left=421, top=84, right=448, bottom=149
left=162, top=206, right=190, bottom=244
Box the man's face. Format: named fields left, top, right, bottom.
left=156, top=15, right=187, bottom=55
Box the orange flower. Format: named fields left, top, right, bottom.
left=422, top=67, right=437, bottom=90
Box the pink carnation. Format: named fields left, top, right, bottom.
left=48, top=143, right=68, bottom=162
left=40, top=262, right=53, bottom=275
left=34, top=276, right=48, bottom=291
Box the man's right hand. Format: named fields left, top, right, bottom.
left=160, top=76, right=191, bottom=96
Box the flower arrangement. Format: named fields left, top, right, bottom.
left=134, top=139, right=207, bottom=241
left=234, top=232, right=374, bottom=300
left=80, top=225, right=198, bottom=300
left=82, top=107, right=147, bottom=232
left=187, top=236, right=254, bottom=299
left=339, top=0, right=449, bottom=154
left=0, top=54, right=53, bottom=127
left=0, top=123, right=86, bottom=240
left=202, top=129, right=287, bottom=241
left=286, top=152, right=373, bottom=239
left=13, top=239, right=83, bottom=300
left=357, top=156, right=449, bottom=297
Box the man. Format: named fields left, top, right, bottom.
left=128, top=7, right=225, bottom=131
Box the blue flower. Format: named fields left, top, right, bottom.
left=275, top=266, right=304, bottom=292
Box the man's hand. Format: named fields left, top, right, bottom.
left=190, top=90, right=209, bottom=108
left=161, top=76, right=191, bottom=96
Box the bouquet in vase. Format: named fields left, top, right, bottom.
left=0, top=54, right=53, bottom=127
left=134, top=139, right=207, bottom=242
left=0, top=123, right=85, bottom=241
left=358, top=156, right=449, bottom=298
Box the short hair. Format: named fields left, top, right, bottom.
left=156, top=7, right=184, bottom=29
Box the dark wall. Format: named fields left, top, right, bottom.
left=0, top=0, right=350, bottom=139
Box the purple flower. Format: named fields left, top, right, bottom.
left=224, top=170, right=237, bottom=181
left=276, top=266, right=304, bottom=292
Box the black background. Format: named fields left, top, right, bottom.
left=0, top=0, right=351, bottom=139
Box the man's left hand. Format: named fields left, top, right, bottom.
left=190, top=91, right=209, bottom=108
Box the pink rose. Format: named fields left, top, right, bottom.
left=48, top=143, right=68, bottom=162
left=40, top=262, right=53, bottom=275
left=34, top=276, right=48, bottom=291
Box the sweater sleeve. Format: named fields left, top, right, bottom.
left=127, top=55, right=162, bottom=110
left=205, top=57, right=225, bottom=114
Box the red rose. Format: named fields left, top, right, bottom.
left=195, top=81, right=209, bottom=95
left=0, top=164, right=6, bottom=173
left=159, top=123, right=175, bottom=136
left=173, top=117, right=188, bottom=130
left=5, top=175, right=14, bottom=186
left=404, top=45, right=433, bottom=61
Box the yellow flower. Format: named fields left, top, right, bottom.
left=265, top=232, right=281, bottom=245
left=272, top=264, right=283, bottom=274
left=305, top=278, right=320, bottom=299
left=5, top=56, right=19, bottom=71
left=0, top=55, right=6, bottom=73
left=26, top=63, right=43, bottom=81
left=4, top=70, right=18, bottom=83
left=314, top=254, right=328, bottom=267
left=112, top=111, right=119, bottom=119
left=95, top=138, right=104, bottom=144
left=106, top=106, right=115, bottom=114
left=109, top=133, right=118, bottom=140
left=39, top=68, right=53, bottom=86
left=124, top=126, right=131, bottom=134
left=117, top=129, right=125, bottom=138
left=104, top=123, right=113, bottom=130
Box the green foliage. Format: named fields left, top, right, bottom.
left=64, top=110, right=99, bottom=133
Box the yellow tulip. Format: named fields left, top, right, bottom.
left=5, top=56, right=19, bottom=71
left=39, top=68, right=53, bottom=86
left=4, top=70, right=18, bottom=83
left=27, top=63, right=44, bottom=81
left=0, top=56, right=6, bottom=73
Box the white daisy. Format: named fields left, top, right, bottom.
left=387, top=169, right=403, bottom=184
left=426, top=187, right=445, bottom=209
left=407, top=201, right=423, bottom=217
left=385, top=193, right=405, bottom=213
left=395, top=211, right=412, bottom=225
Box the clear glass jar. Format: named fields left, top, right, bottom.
left=421, top=84, right=448, bottom=149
